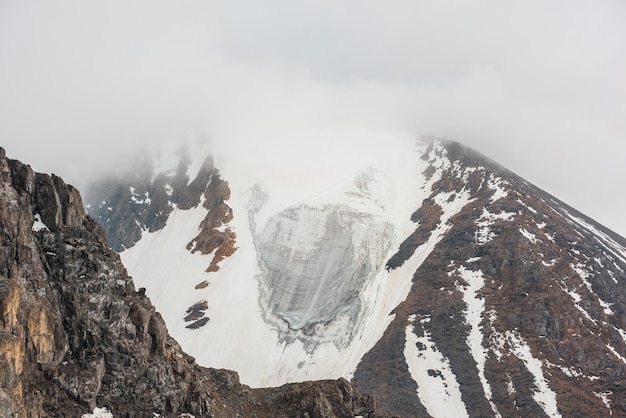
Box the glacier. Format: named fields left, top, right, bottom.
left=256, top=203, right=394, bottom=347
left=120, top=132, right=445, bottom=387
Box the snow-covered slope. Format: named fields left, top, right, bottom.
left=86, top=134, right=626, bottom=417
left=119, top=133, right=444, bottom=387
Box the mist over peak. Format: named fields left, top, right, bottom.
left=1, top=1, right=625, bottom=236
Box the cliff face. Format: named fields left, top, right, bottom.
left=0, top=147, right=376, bottom=417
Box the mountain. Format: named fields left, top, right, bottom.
left=85, top=135, right=626, bottom=417
left=0, top=147, right=377, bottom=417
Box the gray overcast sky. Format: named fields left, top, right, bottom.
left=1, top=1, right=625, bottom=236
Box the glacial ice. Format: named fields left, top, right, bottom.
left=256, top=203, right=393, bottom=347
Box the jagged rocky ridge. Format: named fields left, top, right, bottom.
left=86, top=136, right=626, bottom=418
left=86, top=145, right=236, bottom=329
left=86, top=145, right=235, bottom=270
left=0, top=147, right=377, bottom=417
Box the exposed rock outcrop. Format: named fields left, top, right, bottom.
left=86, top=149, right=237, bottom=273
left=0, top=147, right=377, bottom=417
left=185, top=169, right=237, bottom=274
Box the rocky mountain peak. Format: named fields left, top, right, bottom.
left=354, top=139, right=626, bottom=417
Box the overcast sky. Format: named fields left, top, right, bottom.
left=1, top=1, right=625, bottom=236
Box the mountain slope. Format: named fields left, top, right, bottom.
left=86, top=135, right=626, bottom=417
left=0, top=147, right=376, bottom=417
left=353, top=140, right=626, bottom=417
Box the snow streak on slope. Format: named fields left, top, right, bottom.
left=121, top=132, right=442, bottom=387
left=506, top=332, right=561, bottom=418
left=453, top=266, right=501, bottom=418
left=566, top=212, right=626, bottom=266
left=404, top=315, right=468, bottom=418
left=489, top=325, right=562, bottom=417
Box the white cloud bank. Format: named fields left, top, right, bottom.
left=0, top=0, right=625, bottom=236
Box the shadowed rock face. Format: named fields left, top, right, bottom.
left=258, top=204, right=392, bottom=339
left=0, top=147, right=378, bottom=417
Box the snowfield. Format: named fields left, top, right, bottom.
left=121, top=132, right=447, bottom=387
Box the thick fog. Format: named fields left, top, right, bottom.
left=1, top=1, right=625, bottom=236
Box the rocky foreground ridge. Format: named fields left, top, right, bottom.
left=0, top=146, right=377, bottom=417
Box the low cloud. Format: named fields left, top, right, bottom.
left=1, top=1, right=625, bottom=235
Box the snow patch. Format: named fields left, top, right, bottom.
left=129, top=186, right=151, bottom=205
left=594, top=391, right=613, bottom=415
left=404, top=319, right=468, bottom=418
left=614, top=326, right=626, bottom=345
left=506, top=373, right=516, bottom=395
left=32, top=213, right=48, bottom=232
left=487, top=174, right=508, bottom=203
left=607, top=344, right=626, bottom=366
left=546, top=361, right=584, bottom=378
left=571, top=263, right=614, bottom=315
left=475, top=208, right=515, bottom=244
left=566, top=213, right=626, bottom=266
left=559, top=280, right=596, bottom=324
left=505, top=331, right=561, bottom=418
left=433, top=189, right=474, bottom=223
left=561, top=286, right=581, bottom=303
left=487, top=310, right=506, bottom=361
left=519, top=228, right=538, bottom=244
left=474, top=226, right=496, bottom=245
left=82, top=407, right=114, bottom=418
